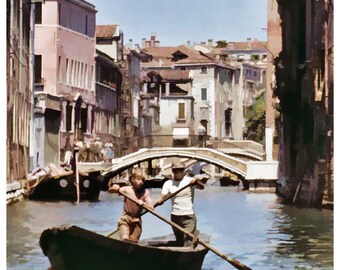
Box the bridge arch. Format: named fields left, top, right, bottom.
left=101, top=148, right=248, bottom=181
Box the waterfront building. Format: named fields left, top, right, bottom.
left=7, top=0, right=33, bottom=181
left=140, top=69, right=194, bottom=147
left=141, top=43, right=237, bottom=144
left=94, top=49, right=122, bottom=156
left=121, top=44, right=149, bottom=153
left=273, top=0, right=333, bottom=208
left=33, top=0, right=97, bottom=166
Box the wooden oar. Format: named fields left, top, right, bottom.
left=105, top=175, right=205, bottom=237
left=117, top=189, right=252, bottom=270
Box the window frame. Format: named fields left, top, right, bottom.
left=178, top=102, right=185, bottom=120
left=201, top=88, right=207, bottom=101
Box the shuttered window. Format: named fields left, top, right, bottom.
left=201, top=88, right=207, bottom=101
left=178, top=103, right=185, bottom=119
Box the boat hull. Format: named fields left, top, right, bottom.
left=40, top=226, right=209, bottom=270
left=28, top=172, right=101, bottom=201
left=219, top=176, right=240, bottom=187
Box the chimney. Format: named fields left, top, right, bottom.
left=187, top=40, right=191, bottom=46
left=207, top=39, right=213, bottom=46
left=246, top=37, right=252, bottom=49
left=201, top=41, right=206, bottom=45
left=150, top=32, right=156, bottom=47
left=155, top=41, right=160, bottom=47
left=134, top=44, right=140, bottom=53
left=129, top=39, right=133, bottom=49
left=142, top=38, right=146, bottom=48
left=227, top=42, right=234, bottom=50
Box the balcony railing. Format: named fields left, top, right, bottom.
left=139, top=135, right=202, bottom=148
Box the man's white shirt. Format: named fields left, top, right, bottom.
left=161, top=175, right=195, bottom=215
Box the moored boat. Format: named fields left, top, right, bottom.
left=27, top=170, right=101, bottom=201
left=219, top=176, right=240, bottom=187
left=40, top=225, right=210, bottom=270
left=143, top=175, right=169, bottom=188
left=219, top=171, right=240, bottom=187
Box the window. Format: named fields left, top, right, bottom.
left=201, top=67, right=207, bottom=74
left=251, top=54, right=260, bottom=61
left=178, top=103, right=185, bottom=119
left=91, top=65, right=95, bottom=90
left=70, top=60, right=74, bottom=85
left=35, top=3, right=42, bottom=24
left=225, top=108, right=232, bottom=137
left=58, top=56, right=62, bottom=82
left=66, top=58, right=69, bottom=84
left=34, top=55, right=42, bottom=83
left=201, top=88, right=207, bottom=101
left=84, top=64, right=89, bottom=88
left=180, top=67, right=186, bottom=70
left=66, top=103, right=72, bottom=131
left=254, top=71, right=257, bottom=76
left=80, top=107, right=88, bottom=132
left=80, top=63, right=84, bottom=87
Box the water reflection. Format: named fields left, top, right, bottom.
left=7, top=185, right=333, bottom=270
left=270, top=205, right=333, bottom=269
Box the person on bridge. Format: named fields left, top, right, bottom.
left=197, top=121, right=206, bottom=147
left=153, top=160, right=204, bottom=247
left=108, top=173, right=153, bottom=243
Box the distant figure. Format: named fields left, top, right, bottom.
left=197, top=121, right=206, bottom=147
left=75, top=140, right=87, bottom=162
left=102, top=142, right=115, bottom=163
left=64, top=151, right=73, bottom=166
left=154, top=160, right=204, bottom=247
left=108, top=173, right=153, bottom=243
left=92, top=137, right=103, bottom=162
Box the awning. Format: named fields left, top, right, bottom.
left=173, top=127, right=189, bottom=139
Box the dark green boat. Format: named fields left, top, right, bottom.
left=40, top=225, right=210, bottom=270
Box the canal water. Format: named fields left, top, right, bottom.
left=7, top=185, right=333, bottom=270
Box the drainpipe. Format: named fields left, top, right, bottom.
left=19, top=0, right=24, bottom=178
left=29, top=1, right=36, bottom=170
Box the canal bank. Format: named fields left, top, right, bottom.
left=6, top=180, right=26, bottom=206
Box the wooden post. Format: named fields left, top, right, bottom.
left=74, top=147, right=80, bottom=204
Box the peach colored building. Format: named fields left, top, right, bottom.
left=34, top=0, right=96, bottom=166
left=265, top=0, right=282, bottom=161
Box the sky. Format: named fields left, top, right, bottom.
left=91, top=0, right=268, bottom=47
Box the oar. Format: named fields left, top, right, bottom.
left=117, top=188, right=252, bottom=270
left=105, top=175, right=206, bottom=237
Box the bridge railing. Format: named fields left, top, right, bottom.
left=140, top=135, right=201, bottom=148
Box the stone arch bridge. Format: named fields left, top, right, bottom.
left=99, top=147, right=278, bottom=182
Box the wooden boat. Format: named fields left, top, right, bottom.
left=219, top=172, right=240, bottom=187
left=219, top=176, right=240, bottom=187
left=40, top=225, right=210, bottom=270
left=27, top=169, right=101, bottom=201
left=144, top=176, right=169, bottom=188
